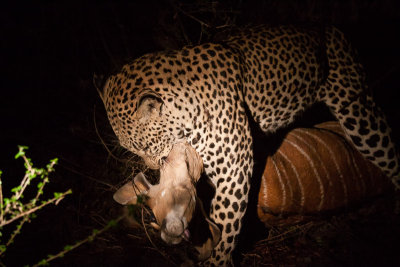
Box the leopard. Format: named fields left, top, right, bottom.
left=96, top=25, right=400, bottom=266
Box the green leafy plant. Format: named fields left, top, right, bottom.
left=0, top=146, right=126, bottom=266
left=32, top=216, right=124, bottom=267
left=0, top=146, right=131, bottom=266
left=0, top=146, right=72, bottom=262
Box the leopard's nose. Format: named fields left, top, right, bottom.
left=159, top=157, right=167, bottom=167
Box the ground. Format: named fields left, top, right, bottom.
left=1, top=1, right=400, bottom=266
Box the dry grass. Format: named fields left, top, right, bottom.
left=241, top=193, right=400, bottom=266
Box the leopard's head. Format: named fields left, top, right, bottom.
left=95, top=62, right=183, bottom=169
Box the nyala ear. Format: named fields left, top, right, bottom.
left=133, top=172, right=152, bottom=191
left=206, top=217, right=221, bottom=248
left=195, top=217, right=221, bottom=261
left=193, top=197, right=221, bottom=261
left=113, top=172, right=152, bottom=205
left=185, top=144, right=204, bottom=182
left=93, top=73, right=111, bottom=104
left=136, top=93, right=164, bottom=120
left=197, top=198, right=221, bottom=247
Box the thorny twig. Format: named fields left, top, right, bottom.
left=0, top=147, right=72, bottom=259
left=93, top=105, right=126, bottom=163
left=5, top=159, right=66, bottom=247
left=0, top=173, right=3, bottom=224
left=141, top=206, right=177, bottom=266
left=0, top=190, right=72, bottom=228
left=175, top=3, right=236, bottom=29
left=176, top=5, right=212, bottom=28
left=259, top=222, right=317, bottom=245
left=32, top=215, right=125, bottom=267
left=58, top=162, right=115, bottom=190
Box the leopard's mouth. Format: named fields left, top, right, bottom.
left=138, top=154, right=162, bottom=169
left=139, top=148, right=173, bottom=170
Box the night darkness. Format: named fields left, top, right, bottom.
left=1, top=1, right=400, bottom=266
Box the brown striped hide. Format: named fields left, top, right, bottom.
left=258, top=121, right=393, bottom=226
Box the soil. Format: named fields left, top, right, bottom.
left=1, top=1, right=400, bottom=266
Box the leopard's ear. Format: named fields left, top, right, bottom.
left=93, top=73, right=111, bottom=104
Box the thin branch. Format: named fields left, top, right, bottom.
left=32, top=214, right=126, bottom=267
left=3, top=164, right=52, bottom=250
left=0, top=190, right=72, bottom=228
left=58, top=163, right=115, bottom=190
left=176, top=4, right=235, bottom=30
left=15, top=156, right=35, bottom=201
left=93, top=105, right=126, bottom=163
left=141, top=207, right=176, bottom=266
left=96, top=24, right=119, bottom=69
left=5, top=215, right=29, bottom=248
left=176, top=5, right=211, bottom=28
left=0, top=173, right=3, bottom=223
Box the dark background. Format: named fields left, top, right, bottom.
left=1, top=1, right=400, bottom=266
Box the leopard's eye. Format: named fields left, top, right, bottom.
left=136, top=93, right=165, bottom=119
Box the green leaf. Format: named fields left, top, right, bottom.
left=107, top=220, right=117, bottom=228
left=28, top=172, right=37, bottom=179
left=11, top=186, right=22, bottom=193
left=137, top=194, right=149, bottom=204
left=63, top=245, right=73, bottom=251
left=127, top=204, right=138, bottom=215
left=15, top=146, right=28, bottom=159
left=47, top=158, right=58, bottom=170
left=38, top=258, right=49, bottom=266
left=53, top=192, right=62, bottom=199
